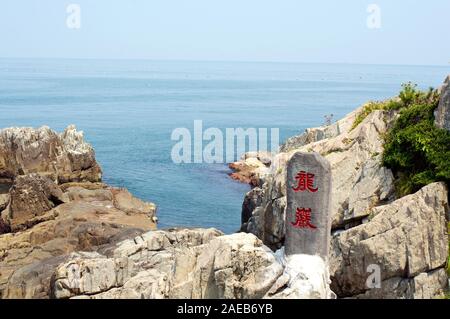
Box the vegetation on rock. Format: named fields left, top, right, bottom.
left=353, top=83, right=450, bottom=197
left=351, top=83, right=450, bottom=298
left=381, top=83, right=450, bottom=197
left=350, top=98, right=403, bottom=131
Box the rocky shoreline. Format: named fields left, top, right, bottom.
left=0, top=76, right=449, bottom=299
left=0, top=126, right=157, bottom=298
left=231, top=75, right=450, bottom=298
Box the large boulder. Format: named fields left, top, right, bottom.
left=0, top=125, right=102, bottom=184
left=0, top=182, right=158, bottom=298
left=239, top=93, right=450, bottom=299
left=1, top=174, right=67, bottom=232
left=330, top=182, right=449, bottom=299
left=242, top=109, right=396, bottom=250
left=0, top=125, right=160, bottom=299
left=49, top=228, right=338, bottom=300
left=266, top=252, right=334, bottom=299
left=435, top=75, right=450, bottom=131
left=229, top=156, right=270, bottom=187
left=280, top=106, right=361, bottom=153
left=51, top=230, right=284, bottom=299
left=241, top=187, right=264, bottom=228
left=111, top=188, right=157, bottom=219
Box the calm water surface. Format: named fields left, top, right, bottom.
left=0, top=59, right=449, bottom=233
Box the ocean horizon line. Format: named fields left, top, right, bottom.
left=1, top=56, right=449, bottom=68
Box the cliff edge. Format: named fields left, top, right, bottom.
left=236, top=77, right=450, bottom=299
left=0, top=126, right=157, bottom=298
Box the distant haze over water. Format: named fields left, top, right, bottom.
left=0, top=58, right=449, bottom=233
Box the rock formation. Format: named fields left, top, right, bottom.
left=1, top=73, right=449, bottom=300
left=0, top=178, right=158, bottom=298
left=50, top=228, right=334, bottom=299
left=331, top=182, right=448, bottom=298
left=241, top=108, right=396, bottom=250
left=228, top=151, right=272, bottom=186
left=280, top=106, right=361, bottom=153
left=236, top=76, right=450, bottom=298
left=266, top=251, right=335, bottom=299
left=1, top=126, right=319, bottom=300
left=0, top=126, right=157, bottom=298
left=2, top=174, right=68, bottom=232
left=51, top=229, right=280, bottom=299
left=435, top=75, right=450, bottom=131
left=0, top=125, right=102, bottom=184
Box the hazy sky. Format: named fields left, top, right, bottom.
left=1, top=0, right=449, bottom=65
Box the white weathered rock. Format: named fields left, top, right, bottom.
left=351, top=268, right=448, bottom=299
left=266, top=250, right=334, bottom=299
left=297, top=110, right=396, bottom=228
left=240, top=96, right=449, bottom=299
left=435, top=75, right=450, bottom=131
left=330, top=182, right=449, bottom=298
left=280, top=106, right=361, bottom=153
left=241, top=151, right=273, bottom=167
left=51, top=229, right=291, bottom=299
left=0, top=125, right=102, bottom=183
left=242, top=109, right=396, bottom=250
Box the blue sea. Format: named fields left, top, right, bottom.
left=0, top=58, right=449, bottom=233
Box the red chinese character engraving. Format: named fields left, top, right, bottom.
left=292, top=171, right=318, bottom=192
left=291, top=208, right=317, bottom=229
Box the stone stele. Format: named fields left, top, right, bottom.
left=285, top=152, right=332, bottom=259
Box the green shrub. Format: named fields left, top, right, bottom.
left=399, top=82, right=419, bottom=106
left=384, top=86, right=450, bottom=292
left=351, top=99, right=403, bottom=130
left=382, top=86, right=450, bottom=197
left=359, top=83, right=450, bottom=287
left=351, top=83, right=440, bottom=132
left=399, top=82, right=440, bottom=107
left=351, top=102, right=384, bottom=130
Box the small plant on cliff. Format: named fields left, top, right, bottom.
left=382, top=85, right=450, bottom=197
left=398, top=82, right=440, bottom=107
left=398, top=82, right=420, bottom=106
left=351, top=99, right=402, bottom=131
left=351, top=83, right=440, bottom=131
